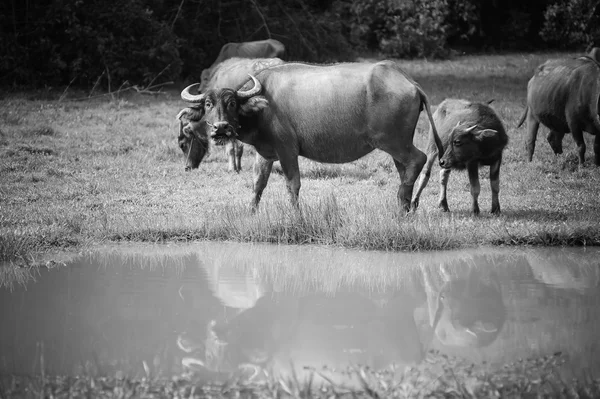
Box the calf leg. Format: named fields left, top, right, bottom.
left=489, top=157, right=502, bottom=214
left=526, top=113, right=540, bottom=162
left=467, top=163, right=480, bottom=215
left=251, top=153, right=274, bottom=213
left=438, top=169, right=451, bottom=212
left=411, top=153, right=437, bottom=211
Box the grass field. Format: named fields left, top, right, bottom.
left=2, top=52, right=600, bottom=264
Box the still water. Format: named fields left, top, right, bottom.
left=1, top=242, right=599, bottom=383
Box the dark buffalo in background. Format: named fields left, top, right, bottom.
left=179, top=60, right=444, bottom=213
left=200, top=39, right=285, bottom=91
left=517, top=50, right=600, bottom=166
left=411, top=98, right=508, bottom=215
left=178, top=57, right=284, bottom=173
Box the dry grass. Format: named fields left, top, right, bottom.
left=1, top=51, right=600, bottom=264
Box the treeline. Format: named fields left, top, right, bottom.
left=1, top=0, right=598, bottom=89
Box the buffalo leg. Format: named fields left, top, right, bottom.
left=569, top=123, right=586, bottom=166
left=546, top=130, right=565, bottom=155
left=393, top=150, right=426, bottom=213
left=594, top=134, right=600, bottom=166
left=251, top=153, right=274, bottom=212
left=277, top=152, right=301, bottom=209
left=235, top=142, right=244, bottom=172
left=411, top=153, right=437, bottom=211
left=226, top=142, right=236, bottom=172
left=467, top=163, right=480, bottom=215
left=438, top=169, right=451, bottom=212
left=526, top=113, right=540, bottom=162
left=489, top=157, right=501, bottom=214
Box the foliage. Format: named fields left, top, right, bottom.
left=345, top=0, right=451, bottom=58
left=540, top=0, right=599, bottom=48
left=0, top=0, right=597, bottom=88
left=1, top=0, right=182, bottom=88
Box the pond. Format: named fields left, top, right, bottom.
left=1, top=242, right=599, bottom=386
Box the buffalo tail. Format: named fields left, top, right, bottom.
left=516, top=107, right=528, bottom=128
left=418, top=87, right=444, bottom=160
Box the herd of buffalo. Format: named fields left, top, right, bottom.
left=176, top=39, right=600, bottom=215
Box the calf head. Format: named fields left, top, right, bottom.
left=439, top=123, right=498, bottom=169
left=176, top=107, right=210, bottom=171
left=180, top=74, right=268, bottom=145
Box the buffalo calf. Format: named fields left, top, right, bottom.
left=411, top=99, right=508, bottom=215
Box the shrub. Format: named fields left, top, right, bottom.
left=540, top=0, right=598, bottom=48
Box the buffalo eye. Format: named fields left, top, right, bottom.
left=453, top=140, right=462, bottom=147
left=228, top=100, right=237, bottom=109
left=205, top=100, right=213, bottom=109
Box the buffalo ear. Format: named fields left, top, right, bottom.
left=473, top=129, right=497, bottom=141
left=239, top=96, right=269, bottom=116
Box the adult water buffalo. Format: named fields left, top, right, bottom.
left=178, top=57, right=284, bottom=172
left=411, top=99, right=508, bottom=215
left=179, top=60, right=444, bottom=213
left=517, top=54, right=600, bottom=166
left=200, top=39, right=285, bottom=90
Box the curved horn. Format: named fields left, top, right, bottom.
left=236, top=74, right=262, bottom=99
left=465, top=125, right=478, bottom=133
left=181, top=83, right=206, bottom=103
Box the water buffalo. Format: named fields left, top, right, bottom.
left=200, top=39, right=285, bottom=90
left=179, top=60, right=444, bottom=213
left=176, top=106, right=209, bottom=171
left=421, top=263, right=506, bottom=349
left=179, top=57, right=284, bottom=173
left=517, top=54, right=600, bottom=166
left=411, top=99, right=508, bottom=215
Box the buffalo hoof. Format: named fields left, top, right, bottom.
left=438, top=201, right=449, bottom=212
left=410, top=199, right=419, bottom=212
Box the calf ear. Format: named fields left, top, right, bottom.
left=239, top=96, right=269, bottom=116
left=473, top=129, right=497, bottom=141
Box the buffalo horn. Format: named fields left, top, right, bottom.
left=181, top=83, right=205, bottom=103
left=236, top=74, right=262, bottom=99
left=465, top=125, right=478, bottom=132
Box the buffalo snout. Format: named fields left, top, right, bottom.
left=211, top=121, right=233, bottom=136
left=439, top=157, right=451, bottom=169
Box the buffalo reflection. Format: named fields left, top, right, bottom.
left=176, top=269, right=425, bottom=381
left=175, top=250, right=509, bottom=381
left=422, top=262, right=506, bottom=348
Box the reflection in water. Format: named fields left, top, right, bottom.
left=422, top=262, right=506, bottom=348
left=1, top=242, right=599, bottom=384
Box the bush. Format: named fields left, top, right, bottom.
left=540, top=0, right=598, bottom=48
left=344, top=0, right=480, bottom=59
left=1, top=0, right=182, bottom=88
